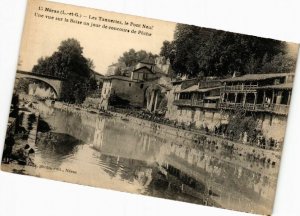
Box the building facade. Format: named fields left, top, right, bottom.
left=166, top=73, right=294, bottom=141
left=99, top=57, right=172, bottom=110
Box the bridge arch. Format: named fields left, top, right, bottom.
left=15, top=71, right=64, bottom=99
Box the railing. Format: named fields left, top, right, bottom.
left=244, top=103, right=255, bottom=110
left=173, top=99, right=219, bottom=109
left=256, top=104, right=289, bottom=115
left=272, top=104, right=289, bottom=115
left=221, top=102, right=289, bottom=115
left=220, top=102, right=242, bottom=109
left=192, top=100, right=204, bottom=107
left=203, top=103, right=218, bottom=109
left=223, top=84, right=258, bottom=92
left=173, top=99, right=192, bottom=106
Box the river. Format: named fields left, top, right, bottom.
left=5, top=102, right=278, bottom=215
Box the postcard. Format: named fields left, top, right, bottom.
left=1, top=0, right=299, bottom=214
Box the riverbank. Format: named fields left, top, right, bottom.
left=50, top=101, right=281, bottom=170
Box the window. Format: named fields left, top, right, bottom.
left=129, top=83, right=131, bottom=87
left=140, top=84, right=144, bottom=89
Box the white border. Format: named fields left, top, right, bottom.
left=0, top=1, right=299, bottom=215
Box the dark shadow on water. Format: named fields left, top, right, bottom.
left=36, top=132, right=83, bottom=166
left=37, top=118, right=52, bottom=133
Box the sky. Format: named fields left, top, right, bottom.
left=18, top=0, right=176, bottom=75
left=18, top=0, right=298, bottom=76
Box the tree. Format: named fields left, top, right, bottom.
left=226, top=109, right=258, bottom=141
left=32, top=38, right=97, bottom=103
left=261, top=53, right=297, bottom=73
left=161, top=24, right=289, bottom=78
left=15, top=79, right=31, bottom=94
left=118, top=49, right=158, bottom=67
left=160, top=40, right=175, bottom=61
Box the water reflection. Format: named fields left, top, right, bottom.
left=31, top=103, right=276, bottom=214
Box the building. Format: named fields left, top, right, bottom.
left=220, top=73, right=294, bottom=140
left=166, top=78, right=225, bottom=129
left=166, top=72, right=294, bottom=141
left=106, top=62, right=125, bottom=76
left=99, top=57, right=172, bottom=110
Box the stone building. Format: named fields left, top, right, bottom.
left=165, top=78, right=225, bottom=129
left=99, top=57, right=172, bottom=110
left=166, top=72, right=294, bottom=141
left=220, top=73, right=294, bottom=140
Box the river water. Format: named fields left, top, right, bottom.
left=14, top=103, right=278, bottom=214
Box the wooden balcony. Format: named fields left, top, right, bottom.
left=223, top=84, right=258, bottom=92
left=173, top=99, right=219, bottom=109
left=173, top=99, right=192, bottom=106
left=220, top=102, right=242, bottom=109
left=256, top=104, right=289, bottom=115
left=203, top=103, right=218, bottom=109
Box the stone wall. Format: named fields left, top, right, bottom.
left=259, top=113, right=288, bottom=141
left=111, top=79, right=145, bottom=107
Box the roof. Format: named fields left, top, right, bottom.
left=132, top=66, right=155, bottom=74
left=223, top=73, right=289, bottom=82
left=171, top=78, right=198, bottom=84
left=177, top=85, right=221, bottom=93
left=257, top=83, right=293, bottom=90
left=103, top=75, right=137, bottom=82
left=178, top=85, right=198, bottom=93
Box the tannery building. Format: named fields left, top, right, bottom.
left=166, top=72, right=294, bottom=141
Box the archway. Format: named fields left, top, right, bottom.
left=15, top=77, right=58, bottom=99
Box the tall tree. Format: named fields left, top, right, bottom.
left=118, top=49, right=158, bottom=67
left=161, top=24, right=289, bottom=78
left=32, top=38, right=97, bottom=103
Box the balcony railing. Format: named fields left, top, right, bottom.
left=192, top=100, right=204, bottom=107
left=223, top=84, right=258, bottom=92
left=221, top=102, right=289, bottom=115
left=173, top=99, right=192, bottom=106
left=173, top=99, right=218, bottom=109
left=256, top=104, right=289, bottom=115
left=203, top=103, right=218, bottom=109
left=220, top=102, right=242, bottom=109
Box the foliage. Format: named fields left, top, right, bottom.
left=157, top=96, right=168, bottom=114
left=32, top=38, right=97, bottom=103
left=261, top=53, right=297, bottom=73
left=226, top=108, right=258, bottom=140
left=15, top=79, right=31, bottom=94
left=118, top=49, right=158, bottom=67
left=161, top=24, right=291, bottom=78
left=160, top=41, right=175, bottom=62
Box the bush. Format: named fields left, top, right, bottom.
left=226, top=108, right=258, bottom=141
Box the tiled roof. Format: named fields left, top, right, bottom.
left=103, top=75, right=136, bottom=82
left=257, top=83, right=293, bottom=90
left=177, top=85, right=221, bottom=93
left=223, top=73, right=289, bottom=82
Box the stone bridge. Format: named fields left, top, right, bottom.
left=16, top=70, right=65, bottom=98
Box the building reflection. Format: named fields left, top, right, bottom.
left=38, top=108, right=276, bottom=213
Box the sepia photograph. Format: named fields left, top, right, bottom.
left=1, top=0, right=299, bottom=215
